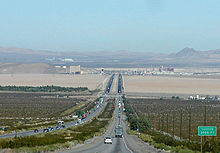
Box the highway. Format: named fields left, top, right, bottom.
left=62, top=74, right=133, bottom=153
left=118, top=73, right=122, bottom=94
left=62, top=96, right=132, bottom=153
left=105, top=74, right=115, bottom=94
left=61, top=74, right=166, bottom=153
left=0, top=103, right=103, bottom=138
left=0, top=74, right=115, bottom=139
left=1, top=74, right=165, bottom=153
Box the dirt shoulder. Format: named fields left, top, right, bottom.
left=122, top=114, right=168, bottom=153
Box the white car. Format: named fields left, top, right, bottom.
left=104, top=137, right=113, bottom=144
left=77, top=119, right=82, bottom=124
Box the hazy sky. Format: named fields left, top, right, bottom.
left=0, top=0, right=220, bottom=53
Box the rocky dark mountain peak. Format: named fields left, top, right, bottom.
left=175, top=47, right=197, bottom=57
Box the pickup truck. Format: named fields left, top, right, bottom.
left=115, top=127, right=123, bottom=138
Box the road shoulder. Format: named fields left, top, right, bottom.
left=122, top=115, right=168, bottom=153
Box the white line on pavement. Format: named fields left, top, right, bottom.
left=122, top=136, right=133, bottom=153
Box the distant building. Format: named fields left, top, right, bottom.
left=63, top=58, right=74, bottom=62
left=159, top=66, right=174, bottom=72
left=70, top=65, right=81, bottom=74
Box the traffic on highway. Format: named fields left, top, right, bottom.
left=105, top=74, right=115, bottom=94
left=0, top=74, right=115, bottom=139
left=0, top=74, right=136, bottom=153
left=63, top=74, right=133, bottom=153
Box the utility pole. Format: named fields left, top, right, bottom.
left=162, top=114, right=164, bottom=132
left=204, top=101, right=207, bottom=143
left=180, top=110, right=183, bottom=139
left=173, top=112, right=175, bottom=137
left=166, top=113, right=169, bottom=133
left=204, top=101, right=207, bottom=126
left=188, top=109, right=191, bottom=141
left=158, top=114, right=161, bottom=131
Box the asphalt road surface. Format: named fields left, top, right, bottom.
left=105, top=74, right=115, bottom=94
left=62, top=95, right=133, bottom=153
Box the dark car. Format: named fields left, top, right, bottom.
left=48, top=127, right=54, bottom=131
left=34, top=129, right=39, bottom=133
left=56, top=126, right=61, bottom=130
left=43, top=128, right=49, bottom=133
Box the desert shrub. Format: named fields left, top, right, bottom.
left=0, top=85, right=88, bottom=92
left=76, top=110, right=83, bottom=117
left=98, top=100, right=115, bottom=118
left=139, top=133, right=153, bottom=144
left=143, top=129, right=202, bottom=152
left=0, top=118, right=109, bottom=149
left=123, top=97, right=151, bottom=131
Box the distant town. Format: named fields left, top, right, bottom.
left=54, top=64, right=220, bottom=77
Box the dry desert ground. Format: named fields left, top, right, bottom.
left=0, top=74, right=109, bottom=90
left=123, top=75, right=220, bottom=96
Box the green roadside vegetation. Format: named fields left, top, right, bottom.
left=127, top=130, right=201, bottom=153
left=60, top=102, right=88, bottom=116
left=0, top=85, right=88, bottom=92
left=60, top=96, right=98, bottom=117
left=60, top=102, right=88, bottom=117
left=98, top=99, right=115, bottom=119
left=75, top=99, right=97, bottom=117
left=2, top=101, right=91, bottom=132
left=0, top=98, right=115, bottom=152
left=0, top=92, right=93, bottom=133
left=0, top=118, right=108, bottom=149
left=122, top=95, right=219, bottom=153
left=6, top=121, right=57, bottom=132
left=5, top=118, right=77, bottom=132
left=123, top=95, right=151, bottom=131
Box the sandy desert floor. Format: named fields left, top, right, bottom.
left=0, top=74, right=108, bottom=90
left=123, top=75, right=220, bottom=96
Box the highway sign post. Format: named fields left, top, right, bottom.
left=198, top=126, right=217, bottom=153
left=1, top=127, right=5, bottom=134
left=198, top=126, right=216, bottom=136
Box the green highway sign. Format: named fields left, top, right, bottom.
left=198, top=126, right=217, bottom=136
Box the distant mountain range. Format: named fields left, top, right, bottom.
left=1, top=47, right=220, bottom=68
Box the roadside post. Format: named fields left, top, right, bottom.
left=137, top=128, right=140, bottom=136
left=1, top=127, right=5, bottom=134
left=198, top=126, right=217, bottom=153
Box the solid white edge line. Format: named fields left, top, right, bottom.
left=122, top=136, right=133, bottom=153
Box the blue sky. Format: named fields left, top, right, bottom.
left=0, top=0, right=220, bottom=53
